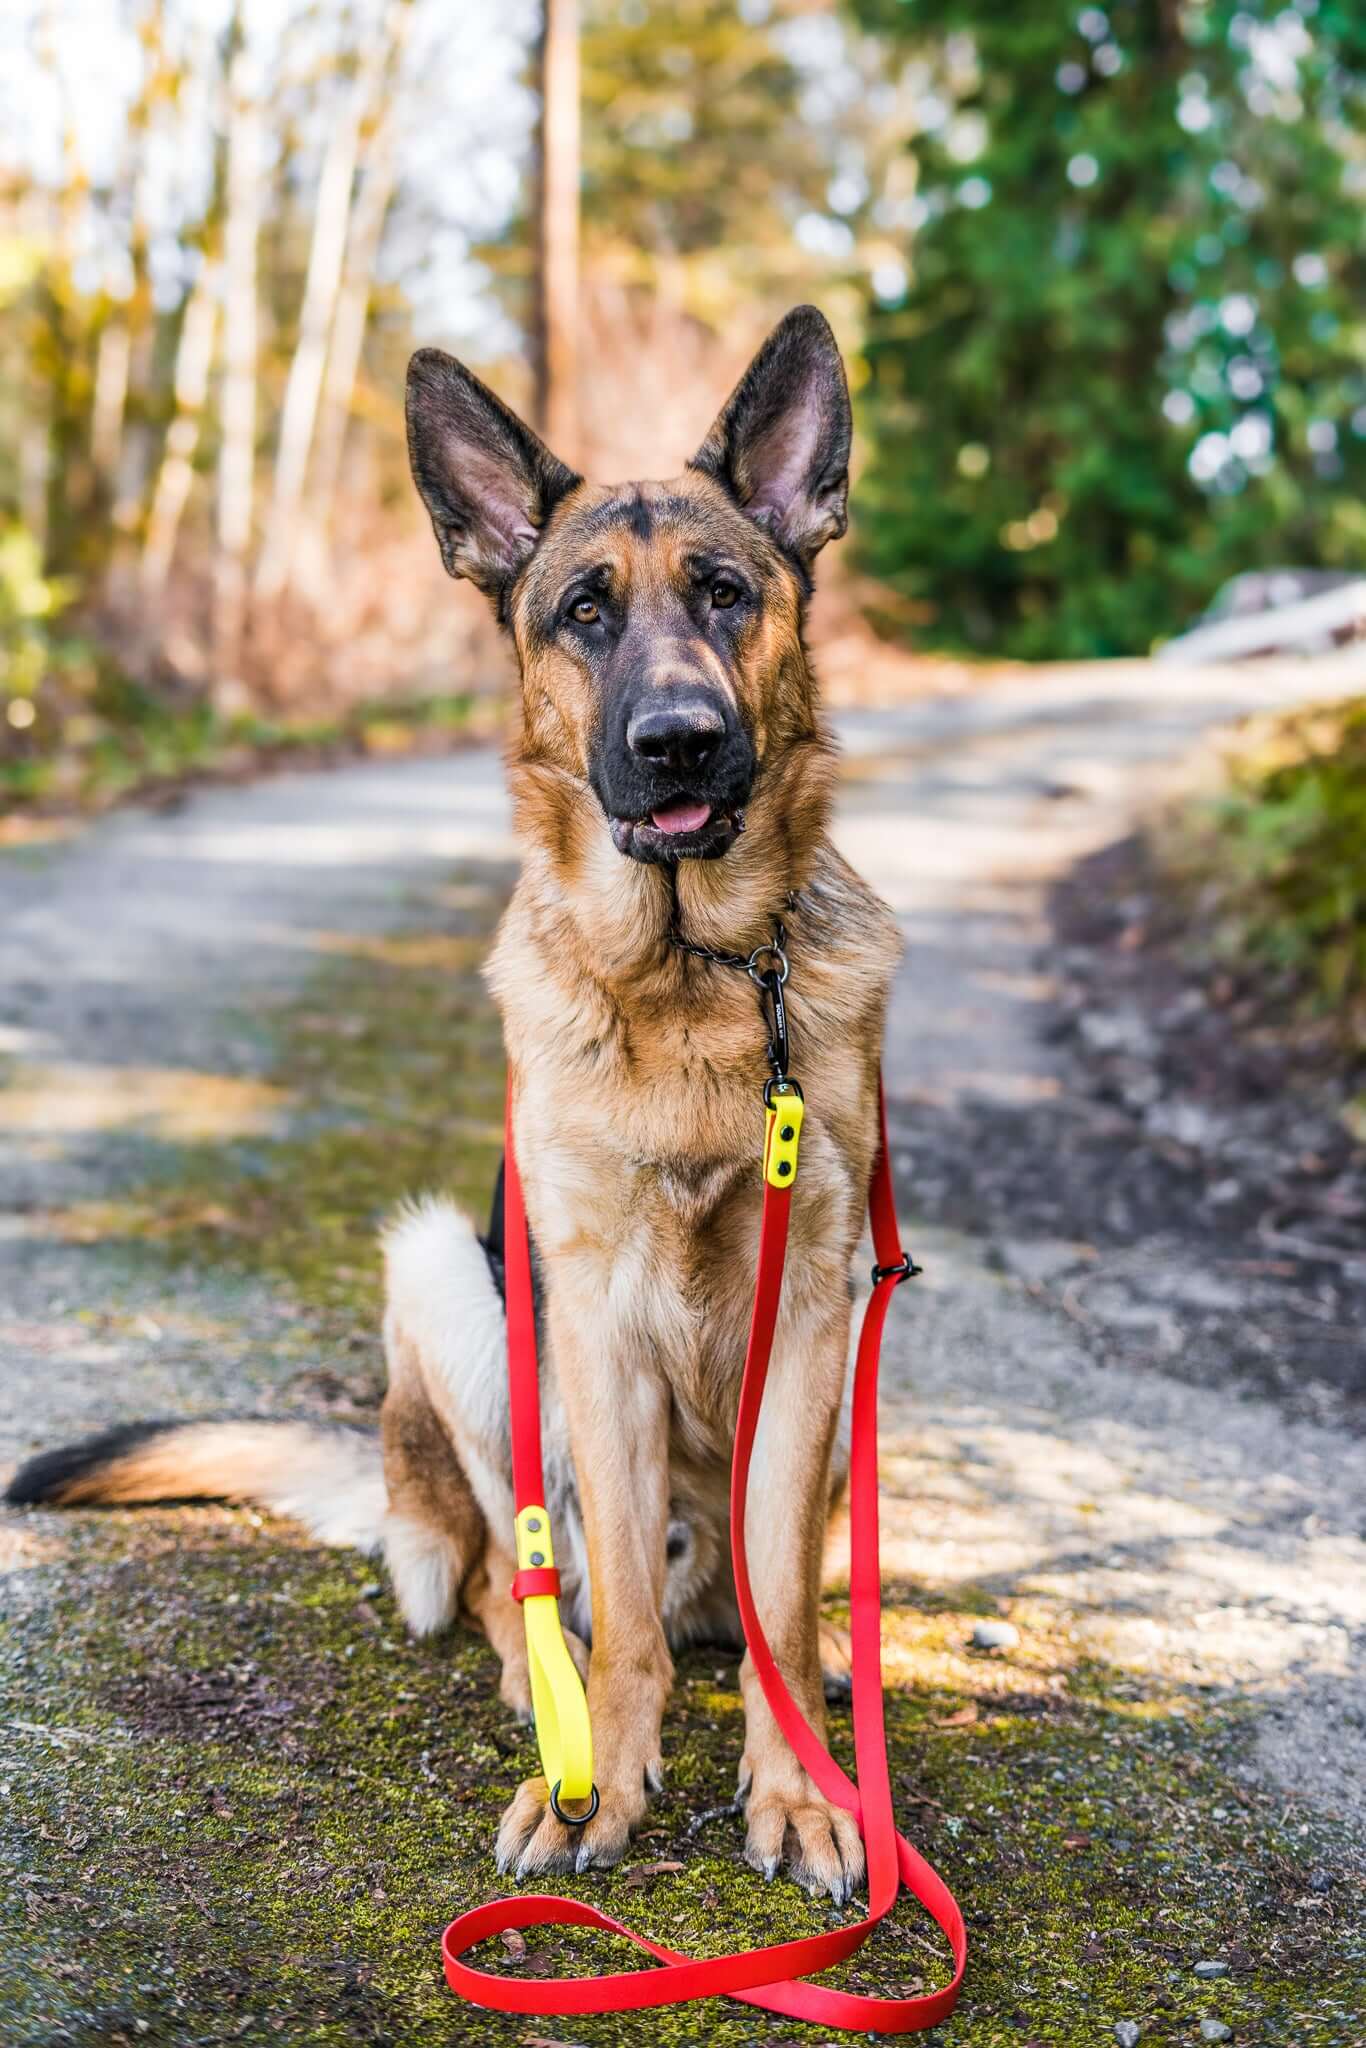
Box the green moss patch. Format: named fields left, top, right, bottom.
left=3, top=1521, right=1360, bottom=2045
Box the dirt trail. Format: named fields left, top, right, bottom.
left=833, top=653, right=1365, bottom=1840
left=2, top=652, right=1362, bottom=2046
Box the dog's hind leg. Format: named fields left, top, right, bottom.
left=381, top=1194, right=589, bottom=1719
left=380, top=1341, right=483, bottom=1639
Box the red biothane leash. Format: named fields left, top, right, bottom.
left=440, top=1056, right=967, bottom=2029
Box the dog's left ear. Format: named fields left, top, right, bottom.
left=689, top=305, right=852, bottom=569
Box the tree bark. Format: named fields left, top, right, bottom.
left=140, top=262, right=219, bottom=598
left=533, top=0, right=580, bottom=463
left=303, top=0, right=415, bottom=580
left=213, top=35, right=261, bottom=700
left=252, top=40, right=379, bottom=602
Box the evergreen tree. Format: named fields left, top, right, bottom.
left=849, top=1, right=1366, bottom=657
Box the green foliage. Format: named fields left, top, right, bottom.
left=848, top=1, right=1366, bottom=657
left=1191, top=697, right=1366, bottom=1049
left=579, top=0, right=833, bottom=304
left=0, top=521, right=105, bottom=800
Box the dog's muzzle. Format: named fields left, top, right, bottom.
left=592, top=688, right=756, bottom=865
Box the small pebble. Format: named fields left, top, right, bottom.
left=970, top=1619, right=1020, bottom=1651
left=1307, top=1869, right=1333, bottom=1893
left=1199, top=2024, right=1231, bottom=2043
left=360, top=1581, right=382, bottom=1600
left=1114, top=2022, right=1141, bottom=2047
left=1194, top=1960, right=1229, bottom=1980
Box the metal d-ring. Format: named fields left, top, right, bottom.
left=549, top=1779, right=600, bottom=1827
left=746, top=940, right=790, bottom=989
left=871, top=1250, right=923, bottom=1286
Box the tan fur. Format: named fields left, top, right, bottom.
left=24, top=1421, right=388, bottom=1552
left=385, top=461, right=901, bottom=1896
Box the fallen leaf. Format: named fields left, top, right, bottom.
left=622, top=1859, right=685, bottom=1888
left=500, top=1928, right=527, bottom=1961
left=934, top=1704, right=978, bottom=1728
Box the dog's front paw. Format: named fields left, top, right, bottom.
left=494, top=1762, right=657, bottom=1879
left=739, top=1759, right=865, bottom=1905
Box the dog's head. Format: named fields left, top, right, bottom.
left=406, top=306, right=849, bottom=867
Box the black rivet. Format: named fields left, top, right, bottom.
left=780, top=1124, right=795, bottom=1141
left=530, top=1551, right=545, bottom=1566
left=777, top=1161, right=792, bottom=1177
left=526, top=1517, right=542, bottom=1532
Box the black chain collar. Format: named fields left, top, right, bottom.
left=668, top=896, right=798, bottom=1084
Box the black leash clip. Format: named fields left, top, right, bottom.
left=748, top=923, right=790, bottom=1083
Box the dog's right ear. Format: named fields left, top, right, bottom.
left=405, top=349, right=581, bottom=604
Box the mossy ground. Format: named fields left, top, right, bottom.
left=3, top=881, right=1361, bottom=2045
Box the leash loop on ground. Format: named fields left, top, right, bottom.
left=441, top=1070, right=966, bottom=2031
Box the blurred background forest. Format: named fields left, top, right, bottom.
left=0, top=0, right=1363, bottom=815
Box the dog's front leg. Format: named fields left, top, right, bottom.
left=738, top=1291, right=867, bottom=1904
left=495, top=1286, right=673, bottom=1877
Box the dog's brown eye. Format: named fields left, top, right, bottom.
left=570, top=597, right=599, bottom=624
left=710, top=579, right=739, bottom=609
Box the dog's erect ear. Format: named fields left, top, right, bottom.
left=405, top=348, right=581, bottom=601
left=689, top=305, right=852, bottom=569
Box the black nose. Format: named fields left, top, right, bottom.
left=626, top=702, right=725, bottom=776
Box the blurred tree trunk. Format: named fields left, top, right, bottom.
left=213, top=33, right=261, bottom=701
left=91, top=0, right=168, bottom=554
left=37, top=0, right=93, bottom=570
left=140, top=263, right=219, bottom=599
left=254, top=54, right=368, bottom=600
left=304, top=0, right=414, bottom=582
left=533, top=0, right=579, bottom=463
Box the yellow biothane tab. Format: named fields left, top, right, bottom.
left=515, top=1503, right=557, bottom=1570
left=764, top=1088, right=804, bottom=1187
left=514, top=1507, right=593, bottom=1803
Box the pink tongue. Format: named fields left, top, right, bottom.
left=650, top=799, right=712, bottom=834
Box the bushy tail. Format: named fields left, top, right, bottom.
left=5, top=1419, right=385, bottom=1552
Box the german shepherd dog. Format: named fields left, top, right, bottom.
left=7, top=308, right=900, bottom=1903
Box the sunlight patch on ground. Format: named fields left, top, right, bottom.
left=0, top=1521, right=61, bottom=1572
left=241, top=924, right=488, bottom=971
left=935, top=1068, right=1064, bottom=1104
left=872, top=1403, right=1366, bottom=1698
left=121, top=815, right=520, bottom=868
left=0, top=1062, right=291, bottom=1141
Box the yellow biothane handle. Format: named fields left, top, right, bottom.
left=764, top=1085, right=804, bottom=1188
left=515, top=1504, right=593, bottom=1805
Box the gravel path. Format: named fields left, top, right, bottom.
left=2, top=649, right=1362, bottom=1905
left=835, top=653, right=1365, bottom=1840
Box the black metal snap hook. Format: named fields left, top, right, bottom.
left=754, top=965, right=790, bottom=1083
left=548, top=1780, right=600, bottom=1827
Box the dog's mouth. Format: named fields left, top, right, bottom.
left=609, top=799, right=745, bottom=863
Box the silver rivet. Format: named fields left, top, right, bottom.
left=526, top=1516, right=542, bottom=1532
left=530, top=1550, right=545, bottom=1566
